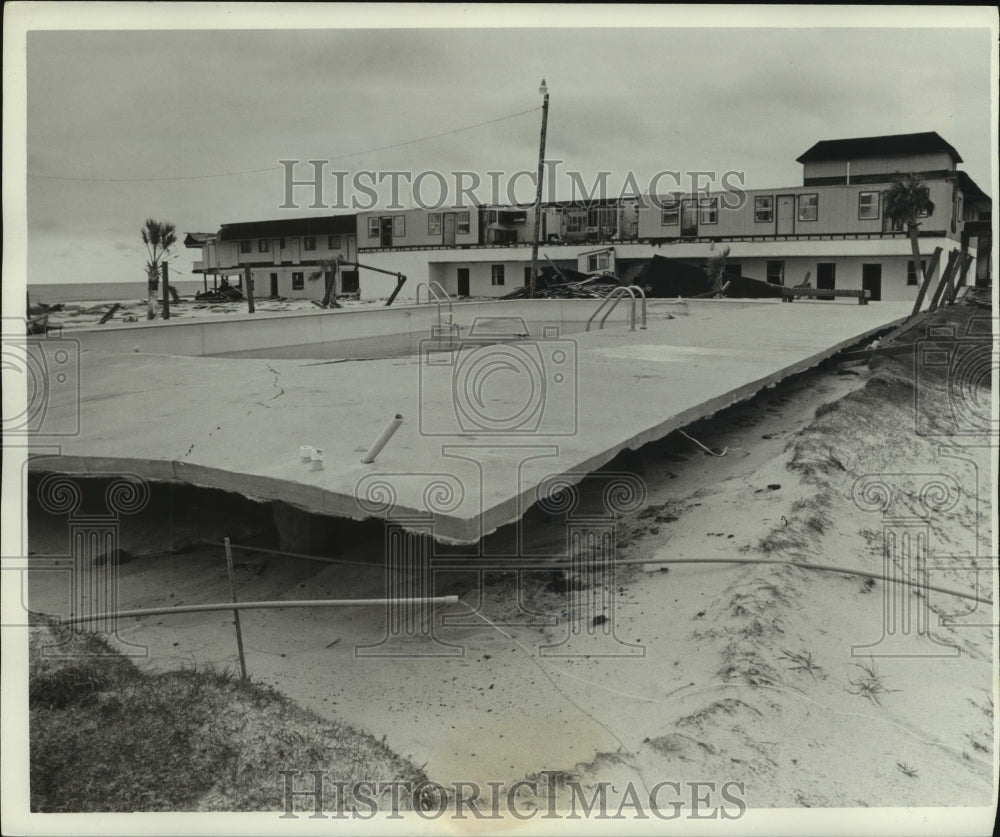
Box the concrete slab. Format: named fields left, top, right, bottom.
left=29, top=300, right=911, bottom=542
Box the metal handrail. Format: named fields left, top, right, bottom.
left=586, top=285, right=647, bottom=331
left=415, top=281, right=453, bottom=327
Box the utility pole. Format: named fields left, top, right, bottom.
left=529, top=79, right=549, bottom=299
left=244, top=266, right=255, bottom=314
left=161, top=261, right=170, bottom=320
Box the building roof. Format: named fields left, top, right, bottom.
left=218, top=214, right=356, bottom=241
left=956, top=170, right=991, bottom=204
left=796, top=132, right=963, bottom=164
left=183, top=232, right=215, bottom=247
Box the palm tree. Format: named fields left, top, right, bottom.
left=884, top=173, right=935, bottom=292
left=308, top=256, right=341, bottom=308
left=705, top=244, right=731, bottom=294
left=141, top=219, right=176, bottom=320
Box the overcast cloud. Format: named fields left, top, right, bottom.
left=16, top=13, right=995, bottom=285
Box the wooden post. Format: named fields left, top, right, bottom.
left=927, top=250, right=960, bottom=312
left=244, top=266, right=255, bottom=314
left=955, top=246, right=973, bottom=292
left=528, top=81, right=550, bottom=300
left=909, top=246, right=943, bottom=317
left=161, top=261, right=170, bottom=320
left=223, top=538, right=249, bottom=680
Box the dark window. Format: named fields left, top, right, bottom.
left=797, top=194, right=818, bottom=222
left=524, top=266, right=532, bottom=286
left=766, top=260, right=785, bottom=285
left=661, top=201, right=680, bottom=225
left=239, top=240, right=252, bottom=254
left=587, top=252, right=610, bottom=272
left=368, top=217, right=379, bottom=238
left=328, top=235, right=341, bottom=249
left=292, top=272, right=304, bottom=290
left=457, top=212, right=470, bottom=234
left=258, top=239, right=270, bottom=253
left=491, top=265, right=505, bottom=286
left=304, top=236, right=316, bottom=251
left=727, top=263, right=742, bottom=276
left=754, top=196, right=774, bottom=223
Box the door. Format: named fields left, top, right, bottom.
left=269, top=273, right=279, bottom=298
left=862, top=264, right=882, bottom=301
left=443, top=213, right=456, bottom=246
left=341, top=271, right=359, bottom=294
left=680, top=200, right=699, bottom=237
left=457, top=267, right=470, bottom=297
left=380, top=217, right=393, bottom=248
left=816, top=263, right=835, bottom=300
left=272, top=239, right=283, bottom=263
left=776, top=195, right=795, bottom=235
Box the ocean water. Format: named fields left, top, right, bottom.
left=27, top=280, right=209, bottom=304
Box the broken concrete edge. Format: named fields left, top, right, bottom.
left=25, top=313, right=907, bottom=545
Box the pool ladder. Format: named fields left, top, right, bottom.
left=415, top=281, right=453, bottom=329
left=586, top=285, right=647, bottom=331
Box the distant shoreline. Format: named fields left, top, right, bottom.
left=28, top=280, right=208, bottom=304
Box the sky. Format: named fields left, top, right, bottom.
left=10, top=6, right=997, bottom=286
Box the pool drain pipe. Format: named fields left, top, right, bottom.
left=362, top=414, right=404, bottom=463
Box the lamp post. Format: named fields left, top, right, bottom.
left=529, top=79, right=549, bottom=299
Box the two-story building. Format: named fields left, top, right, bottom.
left=187, top=215, right=359, bottom=298
left=188, top=132, right=990, bottom=302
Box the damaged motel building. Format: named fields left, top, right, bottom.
left=185, top=132, right=992, bottom=302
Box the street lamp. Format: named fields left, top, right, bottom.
left=529, top=79, right=550, bottom=299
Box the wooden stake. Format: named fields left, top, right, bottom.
left=909, top=246, right=942, bottom=318
left=223, top=537, right=249, bottom=680
left=927, top=250, right=960, bottom=312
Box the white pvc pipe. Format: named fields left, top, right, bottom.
left=47, top=595, right=460, bottom=625
left=362, top=414, right=404, bottom=463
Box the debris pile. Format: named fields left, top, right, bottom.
left=500, top=266, right=622, bottom=299
left=194, top=282, right=244, bottom=303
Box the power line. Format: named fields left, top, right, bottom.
left=26, top=106, right=541, bottom=184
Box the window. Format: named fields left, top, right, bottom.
left=491, top=265, right=505, bottom=286
left=368, top=217, right=379, bottom=238
left=797, top=194, right=818, bottom=222
left=328, top=235, right=341, bottom=249
left=661, top=201, right=680, bottom=226
left=766, top=260, right=785, bottom=285
left=304, top=236, right=317, bottom=251
left=392, top=216, right=405, bottom=237
left=428, top=213, right=442, bottom=235
left=457, top=212, right=470, bottom=235
left=906, top=259, right=927, bottom=286
left=258, top=239, right=270, bottom=253
left=239, top=240, right=252, bottom=254
left=292, top=272, right=304, bottom=290
left=727, top=263, right=742, bottom=276
left=754, top=196, right=774, bottom=223
left=565, top=210, right=586, bottom=233
left=699, top=197, right=718, bottom=225
left=916, top=187, right=931, bottom=218
left=858, top=191, right=880, bottom=220
left=587, top=252, right=610, bottom=272
left=279, top=237, right=286, bottom=248
left=524, top=266, right=532, bottom=286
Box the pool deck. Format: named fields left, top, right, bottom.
left=29, top=299, right=911, bottom=543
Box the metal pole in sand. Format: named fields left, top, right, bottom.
left=223, top=537, right=249, bottom=681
